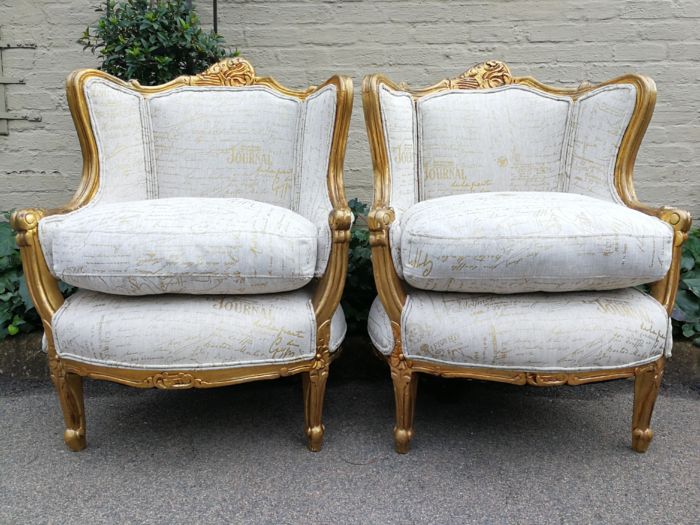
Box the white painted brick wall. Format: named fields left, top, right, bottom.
left=1, top=0, right=699, bottom=217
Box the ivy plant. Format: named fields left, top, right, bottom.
left=78, top=0, right=234, bottom=86
left=341, top=199, right=376, bottom=335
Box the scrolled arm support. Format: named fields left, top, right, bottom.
left=12, top=207, right=45, bottom=247
left=368, top=206, right=395, bottom=248
left=311, top=207, right=353, bottom=324
left=368, top=206, right=407, bottom=324
left=626, top=200, right=692, bottom=313
left=328, top=207, right=353, bottom=243
left=10, top=207, right=65, bottom=330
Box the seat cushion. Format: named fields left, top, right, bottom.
left=397, top=192, right=673, bottom=293
left=39, top=197, right=318, bottom=295
left=368, top=289, right=671, bottom=371
left=52, top=289, right=346, bottom=369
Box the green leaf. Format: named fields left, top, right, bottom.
left=681, top=323, right=696, bottom=338
left=18, top=276, right=35, bottom=310
left=681, top=277, right=700, bottom=296
left=675, top=289, right=700, bottom=317
left=681, top=254, right=695, bottom=271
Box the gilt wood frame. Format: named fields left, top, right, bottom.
left=11, top=58, right=353, bottom=452
left=362, top=61, right=690, bottom=453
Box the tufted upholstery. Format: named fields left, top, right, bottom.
left=397, top=192, right=674, bottom=294
left=368, top=288, right=671, bottom=371
left=40, top=197, right=319, bottom=295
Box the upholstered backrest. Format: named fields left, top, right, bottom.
left=81, top=77, right=337, bottom=212
left=70, top=59, right=348, bottom=278
left=379, top=85, right=417, bottom=215
left=82, top=79, right=153, bottom=205
left=417, top=86, right=571, bottom=199
left=566, top=85, right=637, bottom=202
left=148, top=86, right=303, bottom=206
left=377, top=75, right=639, bottom=205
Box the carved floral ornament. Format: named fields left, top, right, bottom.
left=190, top=57, right=256, bottom=87
left=450, top=60, right=513, bottom=89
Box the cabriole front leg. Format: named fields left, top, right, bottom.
left=631, top=359, right=664, bottom=453
left=50, top=357, right=86, bottom=451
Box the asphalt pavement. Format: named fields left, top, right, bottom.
left=1, top=348, right=698, bottom=524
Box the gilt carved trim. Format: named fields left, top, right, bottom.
left=60, top=358, right=316, bottom=390
left=406, top=358, right=643, bottom=386
left=449, top=60, right=513, bottom=89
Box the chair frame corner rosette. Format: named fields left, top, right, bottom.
left=362, top=60, right=691, bottom=453
left=11, top=58, right=354, bottom=452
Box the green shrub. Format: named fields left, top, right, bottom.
left=672, top=228, right=700, bottom=344
left=341, top=199, right=376, bottom=335
left=0, top=214, right=74, bottom=340
left=78, top=0, right=234, bottom=85
left=0, top=214, right=38, bottom=340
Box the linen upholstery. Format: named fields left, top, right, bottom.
left=53, top=289, right=346, bottom=369
left=368, top=288, right=671, bottom=371
left=83, top=79, right=153, bottom=204
left=40, top=197, right=318, bottom=295
left=567, top=85, right=636, bottom=202
left=397, top=192, right=673, bottom=294
left=297, top=86, right=337, bottom=276
left=376, top=82, right=638, bottom=206
left=149, top=87, right=300, bottom=207
left=379, top=85, right=417, bottom=278
left=78, top=78, right=338, bottom=275
left=417, top=86, right=571, bottom=199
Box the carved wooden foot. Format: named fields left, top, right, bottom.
left=632, top=360, right=664, bottom=453
left=303, top=357, right=329, bottom=452
left=54, top=369, right=86, bottom=452
left=391, top=358, right=418, bottom=454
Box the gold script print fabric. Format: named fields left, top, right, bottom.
left=414, top=84, right=636, bottom=202
left=397, top=192, right=674, bottom=294
left=368, top=288, right=671, bottom=371
left=46, top=78, right=338, bottom=283
left=40, top=198, right=318, bottom=295
left=53, top=289, right=346, bottom=369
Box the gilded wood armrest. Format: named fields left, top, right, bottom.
left=312, top=207, right=353, bottom=324
left=368, top=205, right=407, bottom=324
left=310, top=73, right=353, bottom=333
left=10, top=208, right=64, bottom=324
left=7, top=70, right=101, bottom=332
left=625, top=200, right=692, bottom=313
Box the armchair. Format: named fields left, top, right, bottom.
left=363, top=61, right=690, bottom=453
left=12, top=58, right=353, bottom=451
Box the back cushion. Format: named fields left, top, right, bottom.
left=148, top=87, right=302, bottom=207
left=416, top=86, right=571, bottom=200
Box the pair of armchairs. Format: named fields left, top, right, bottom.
left=12, top=58, right=689, bottom=454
